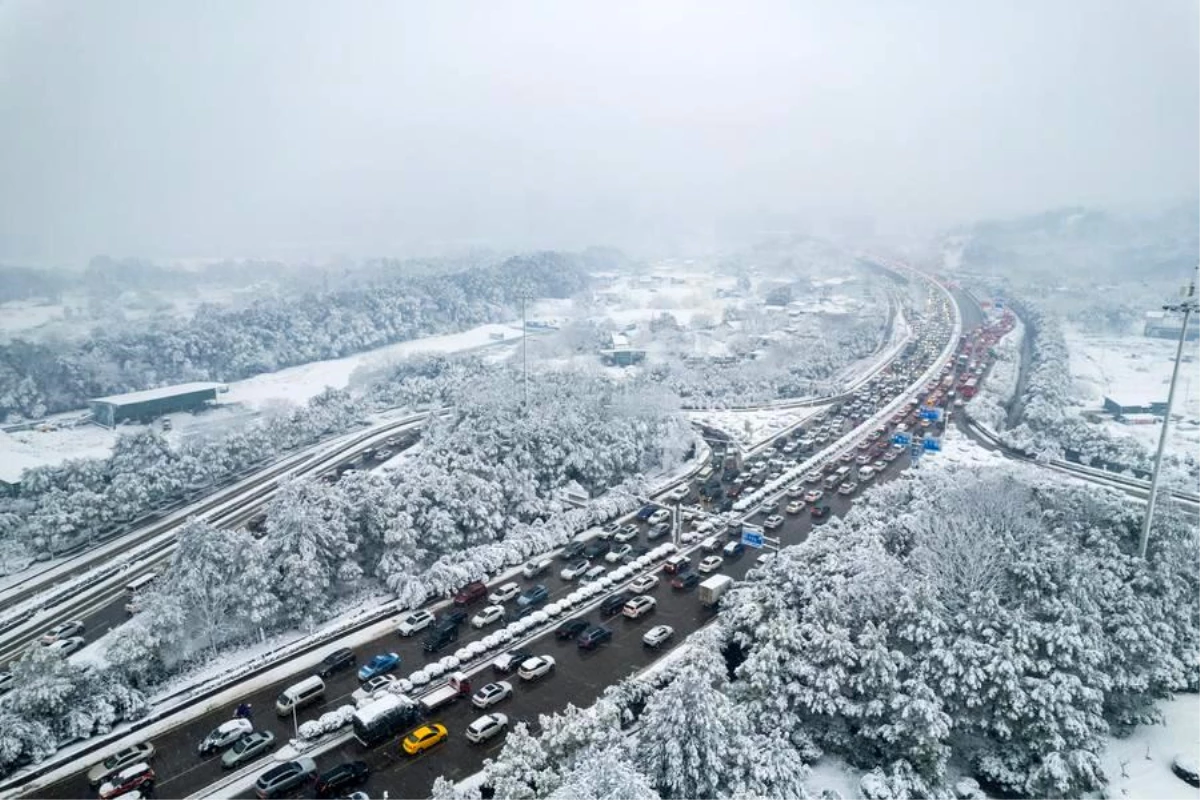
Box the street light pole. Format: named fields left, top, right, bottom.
left=1138, top=269, right=1199, bottom=559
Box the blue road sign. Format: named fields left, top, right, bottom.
left=741, top=529, right=765, bottom=549
left=923, top=437, right=941, bottom=452
left=919, top=407, right=942, bottom=422
left=892, top=432, right=911, bottom=446
left=910, top=439, right=924, bottom=459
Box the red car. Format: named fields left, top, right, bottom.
left=453, top=581, right=488, bottom=606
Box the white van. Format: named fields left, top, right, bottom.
left=125, top=573, right=158, bottom=594
left=275, top=675, right=325, bottom=716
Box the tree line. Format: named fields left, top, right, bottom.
left=0, top=251, right=588, bottom=420
left=461, top=462, right=1198, bottom=800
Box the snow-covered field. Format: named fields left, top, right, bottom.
left=1063, top=326, right=1200, bottom=454
left=222, top=322, right=526, bottom=409
left=0, top=286, right=262, bottom=343
left=1100, top=693, right=1200, bottom=800
left=0, top=322, right=527, bottom=482
left=0, top=299, right=72, bottom=338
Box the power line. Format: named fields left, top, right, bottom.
left=1139, top=265, right=1199, bottom=558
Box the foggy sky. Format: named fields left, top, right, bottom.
left=0, top=0, right=1196, bottom=264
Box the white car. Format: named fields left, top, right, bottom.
left=622, top=595, right=656, bottom=619
left=465, top=713, right=509, bottom=744
left=700, top=536, right=721, bottom=553
left=489, top=583, right=521, bottom=604
left=804, top=489, right=823, bottom=503
left=396, top=610, right=435, bottom=636
left=471, top=681, right=513, bottom=709
left=580, top=565, right=607, bottom=583
left=629, top=574, right=659, bottom=593
left=560, top=560, right=590, bottom=581
left=40, top=620, right=85, bottom=646
left=199, top=717, right=253, bottom=756
left=763, top=515, right=784, bottom=531
left=522, top=557, right=552, bottom=579
left=352, top=674, right=398, bottom=704
left=838, top=482, right=858, bottom=496
left=605, top=544, right=632, bottom=563
left=613, top=525, right=640, bottom=543
left=616, top=524, right=640, bottom=541
left=647, top=508, right=670, bottom=526
left=697, top=555, right=723, bottom=574
left=517, top=655, right=556, bottom=681
left=46, top=636, right=86, bottom=657
left=785, top=501, right=804, bottom=515
left=471, top=605, right=506, bottom=629
left=785, top=483, right=805, bottom=498
left=756, top=553, right=775, bottom=567
left=642, top=625, right=674, bottom=648
left=805, top=471, right=823, bottom=483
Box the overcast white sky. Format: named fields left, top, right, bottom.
left=0, top=0, right=1196, bottom=264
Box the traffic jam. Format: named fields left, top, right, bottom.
left=47, top=291, right=1006, bottom=800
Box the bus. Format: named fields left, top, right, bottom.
left=125, top=572, right=158, bottom=594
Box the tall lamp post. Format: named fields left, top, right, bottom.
left=1138, top=268, right=1199, bottom=558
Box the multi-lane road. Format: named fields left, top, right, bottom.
left=10, top=268, right=965, bottom=800
left=0, top=416, right=425, bottom=669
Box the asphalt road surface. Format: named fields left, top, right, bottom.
left=7, top=443, right=407, bottom=676
left=40, top=302, right=957, bottom=800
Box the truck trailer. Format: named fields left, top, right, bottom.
left=698, top=575, right=734, bottom=607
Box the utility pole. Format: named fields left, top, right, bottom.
left=1138, top=267, right=1199, bottom=558
left=521, top=293, right=529, bottom=409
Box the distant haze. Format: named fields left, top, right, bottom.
left=0, top=0, right=1195, bottom=264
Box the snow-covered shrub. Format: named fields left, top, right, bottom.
left=297, top=720, right=323, bottom=741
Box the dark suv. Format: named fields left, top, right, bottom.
left=314, top=761, right=369, bottom=799
left=577, top=625, right=613, bottom=650
left=453, top=581, right=488, bottom=606
left=599, top=591, right=633, bottom=617
left=560, top=541, right=587, bottom=560
left=317, top=647, right=356, bottom=678
left=423, top=624, right=459, bottom=653
left=582, top=539, right=610, bottom=559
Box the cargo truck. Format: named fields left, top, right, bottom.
left=698, top=575, right=734, bottom=607
left=416, top=672, right=471, bottom=715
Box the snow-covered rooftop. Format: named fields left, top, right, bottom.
left=90, top=382, right=224, bottom=406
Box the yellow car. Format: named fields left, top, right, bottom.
left=402, top=723, right=448, bottom=755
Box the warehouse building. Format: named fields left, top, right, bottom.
left=1102, top=394, right=1168, bottom=420
left=1143, top=311, right=1199, bottom=341
left=89, top=382, right=223, bottom=428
